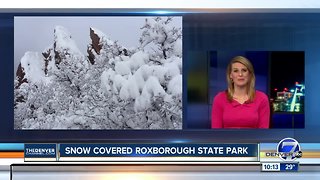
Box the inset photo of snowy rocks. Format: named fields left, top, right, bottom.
left=14, top=16, right=182, bottom=130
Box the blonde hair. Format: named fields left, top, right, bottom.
left=226, top=56, right=256, bottom=102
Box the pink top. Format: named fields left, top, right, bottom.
left=211, top=90, right=270, bottom=129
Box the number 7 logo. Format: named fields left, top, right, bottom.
left=277, top=138, right=301, bottom=161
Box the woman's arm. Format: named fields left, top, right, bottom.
left=258, top=93, right=270, bottom=128
left=211, top=93, right=224, bottom=128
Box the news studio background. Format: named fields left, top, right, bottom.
left=1, top=0, right=320, bottom=179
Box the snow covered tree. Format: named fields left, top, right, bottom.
left=139, top=17, right=182, bottom=62
left=14, top=17, right=182, bottom=130
left=99, top=16, right=183, bottom=129
left=14, top=51, right=54, bottom=129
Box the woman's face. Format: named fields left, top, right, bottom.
left=230, top=62, right=250, bottom=87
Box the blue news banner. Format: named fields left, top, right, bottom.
left=24, top=143, right=258, bottom=161
left=59, top=144, right=258, bottom=161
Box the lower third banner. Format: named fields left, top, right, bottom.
left=58, top=143, right=258, bottom=162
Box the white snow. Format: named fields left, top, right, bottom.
left=134, top=93, right=151, bottom=112
left=133, top=68, right=146, bottom=91
left=54, top=26, right=82, bottom=56
left=142, top=76, right=166, bottom=97
left=115, top=60, right=131, bottom=75
left=113, top=74, right=127, bottom=92
left=173, top=39, right=182, bottom=57
left=168, top=74, right=182, bottom=95
left=119, top=75, right=140, bottom=100
left=90, top=27, right=114, bottom=45
left=100, top=69, right=114, bottom=93
left=129, top=51, right=149, bottom=71
left=164, top=61, right=181, bottom=79
left=20, top=51, right=47, bottom=83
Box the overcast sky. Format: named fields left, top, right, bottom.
left=14, top=16, right=182, bottom=73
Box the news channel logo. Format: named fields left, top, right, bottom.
left=265, top=138, right=302, bottom=161
left=24, top=144, right=56, bottom=157
left=277, top=138, right=302, bottom=161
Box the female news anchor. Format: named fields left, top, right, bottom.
left=211, top=56, right=270, bottom=128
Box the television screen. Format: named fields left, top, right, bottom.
left=0, top=11, right=319, bottom=141
left=0, top=7, right=319, bottom=180
left=13, top=16, right=183, bottom=130
left=189, top=50, right=305, bottom=129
